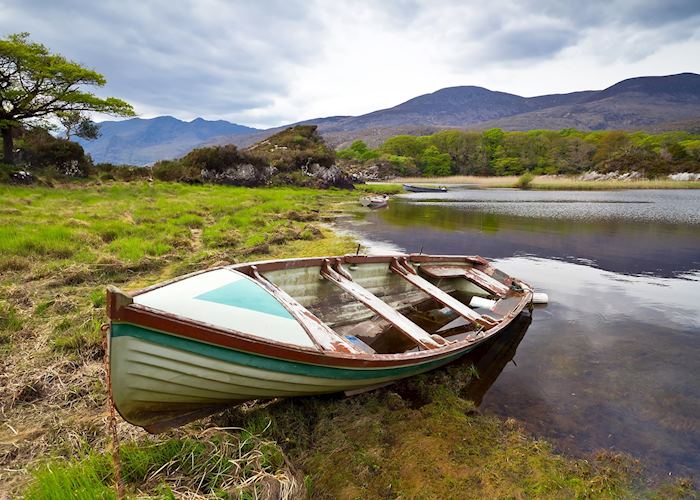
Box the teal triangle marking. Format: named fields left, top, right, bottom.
left=194, top=279, right=293, bottom=320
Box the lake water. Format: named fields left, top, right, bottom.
left=336, top=189, right=700, bottom=479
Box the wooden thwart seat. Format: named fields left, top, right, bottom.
left=248, top=266, right=360, bottom=354
left=418, top=265, right=510, bottom=297
left=390, top=258, right=499, bottom=329
left=320, top=259, right=443, bottom=350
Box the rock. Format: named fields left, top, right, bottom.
left=580, top=170, right=643, bottom=181
left=10, top=170, right=34, bottom=184
left=669, top=172, right=700, bottom=181
left=618, top=171, right=642, bottom=180
left=303, top=163, right=354, bottom=189
left=340, top=160, right=405, bottom=181
left=201, top=164, right=276, bottom=186
left=63, top=160, right=84, bottom=177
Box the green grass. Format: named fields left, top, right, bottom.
left=357, top=182, right=404, bottom=194
left=26, top=431, right=293, bottom=499
left=0, top=183, right=358, bottom=358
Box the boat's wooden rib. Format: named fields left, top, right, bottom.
left=247, top=266, right=359, bottom=354
left=320, top=258, right=443, bottom=350
left=419, top=265, right=511, bottom=297
left=389, top=257, right=498, bottom=329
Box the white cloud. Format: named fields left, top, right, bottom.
left=1, top=0, right=699, bottom=128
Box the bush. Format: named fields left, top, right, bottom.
left=17, top=128, right=92, bottom=177
left=94, top=163, right=151, bottom=182
left=493, top=157, right=525, bottom=176
left=337, top=140, right=381, bottom=162
left=152, top=160, right=199, bottom=182
left=516, top=172, right=535, bottom=189
left=181, top=144, right=261, bottom=173
left=247, top=125, right=336, bottom=171
left=599, top=146, right=666, bottom=176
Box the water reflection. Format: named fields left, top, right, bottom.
left=338, top=189, right=700, bottom=479
left=455, top=312, right=532, bottom=407
left=492, top=258, right=700, bottom=478
left=347, top=195, right=700, bottom=277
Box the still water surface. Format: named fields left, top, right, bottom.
left=337, top=189, right=700, bottom=478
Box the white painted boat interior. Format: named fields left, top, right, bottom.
left=132, top=269, right=315, bottom=348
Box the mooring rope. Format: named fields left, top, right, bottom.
left=101, top=323, right=124, bottom=499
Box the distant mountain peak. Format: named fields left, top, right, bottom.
left=79, top=116, right=259, bottom=165
left=596, top=72, right=700, bottom=98
left=82, top=72, right=700, bottom=165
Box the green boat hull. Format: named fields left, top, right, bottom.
left=110, top=323, right=470, bottom=431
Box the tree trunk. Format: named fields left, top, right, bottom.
left=1, top=126, right=13, bottom=165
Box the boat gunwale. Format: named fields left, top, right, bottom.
left=127, top=254, right=492, bottom=300
left=108, top=254, right=532, bottom=368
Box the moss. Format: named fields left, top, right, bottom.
left=225, top=368, right=691, bottom=499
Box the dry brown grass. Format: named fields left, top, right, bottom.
left=0, top=182, right=357, bottom=496
left=385, top=175, right=519, bottom=187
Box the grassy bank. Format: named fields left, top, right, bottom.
left=383, top=175, right=700, bottom=190
left=0, top=182, right=356, bottom=496
left=0, top=182, right=694, bottom=497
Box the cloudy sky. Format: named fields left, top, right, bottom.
left=2, top=0, right=699, bottom=128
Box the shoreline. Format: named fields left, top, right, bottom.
left=371, top=175, right=700, bottom=190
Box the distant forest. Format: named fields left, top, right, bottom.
left=337, top=128, right=700, bottom=177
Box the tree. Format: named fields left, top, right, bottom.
left=420, top=146, right=452, bottom=176
left=336, top=140, right=380, bottom=162
left=381, top=135, right=426, bottom=158
left=0, top=33, right=134, bottom=164
left=57, top=111, right=101, bottom=141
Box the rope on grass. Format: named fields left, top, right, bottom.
left=102, top=323, right=125, bottom=499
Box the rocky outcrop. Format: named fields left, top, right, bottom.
left=201, top=164, right=277, bottom=186
left=9, top=170, right=34, bottom=184
left=302, top=163, right=354, bottom=189
left=580, top=171, right=643, bottom=181
left=338, top=159, right=407, bottom=182
left=152, top=125, right=355, bottom=189
left=668, top=172, right=700, bottom=181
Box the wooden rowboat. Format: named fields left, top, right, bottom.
left=359, top=194, right=389, bottom=209
left=106, top=254, right=535, bottom=432
left=403, top=184, right=448, bottom=193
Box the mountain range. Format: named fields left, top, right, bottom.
left=76, top=116, right=258, bottom=166
left=82, top=73, right=700, bottom=165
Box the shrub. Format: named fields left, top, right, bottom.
left=337, top=140, right=381, bottom=162
left=152, top=160, right=199, bottom=182
left=516, top=171, right=535, bottom=189
left=94, top=163, right=150, bottom=182
left=247, top=125, right=335, bottom=171
left=181, top=144, right=261, bottom=173
left=17, top=128, right=92, bottom=177
left=493, top=157, right=525, bottom=176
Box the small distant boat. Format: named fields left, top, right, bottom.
left=106, top=253, right=536, bottom=432
left=360, top=194, right=389, bottom=209
left=403, top=184, right=448, bottom=193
